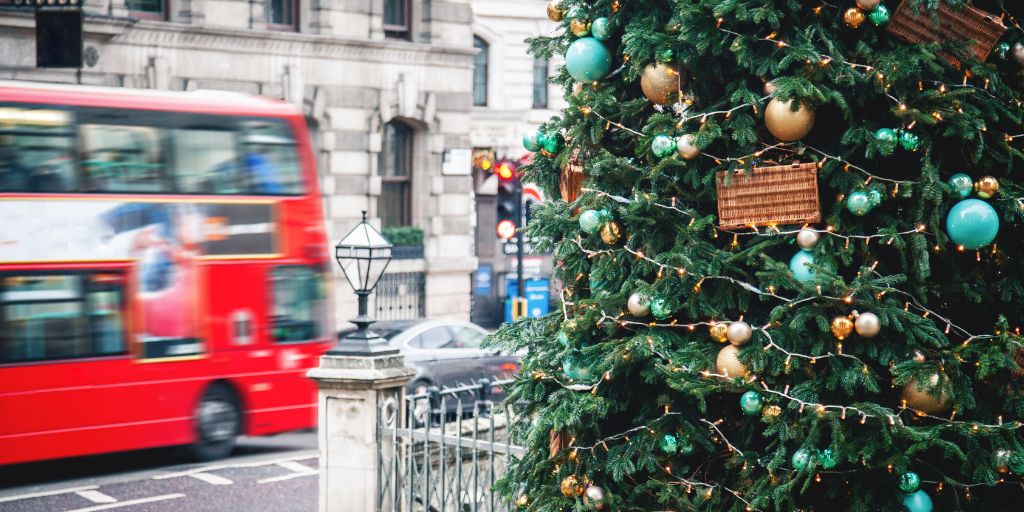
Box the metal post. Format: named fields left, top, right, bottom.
left=515, top=178, right=524, bottom=301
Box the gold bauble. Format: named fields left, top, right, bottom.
left=546, top=0, right=565, bottom=22
left=599, top=221, right=623, bottom=245
left=764, top=98, right=815, bottom=142
left=640, top=62, right=682, bottom=106
left=901, top=374, right=951, bottom=415
left=831, top=316, right=854, bottom=340
left=570, top=18, right=591, bottom=37
left=974, top=175, right=1000, bottom=199
left=710, top=322, right=729, bottom=343
left=855, top=0, right=881, bottom=10
left=843, top=7, right=867, bottom=28
left=762, top=404, right=782, bottom=421
left=515, top=495, right=529, bottom=507
left=716, top=344, right=748, bottom=378
left=560, top=475, right=584, bottom=497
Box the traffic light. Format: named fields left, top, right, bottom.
left=495, top=160, right=520, bottom=240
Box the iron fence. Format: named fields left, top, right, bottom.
left=374, top=271, right=426, bottom=321
left=377, top=378, right=523, bottom=512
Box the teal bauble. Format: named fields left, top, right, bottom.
left=589, top=274, right=608, bottom=296
left=522, top=130, right=542, bottom=152
left=650, top=298, right=672, bottom=320
left=946, top=198, right=999, bottom=249
left=791, top=448, right=812, bottom=470
left=948, top=173, right=973, bottom=198
left=597, top=208, right=615, bottom=222
left=874, top=127, right=899, bottom=153
left=739, top=390, right=764, bottom=416
left=846, top=191, right=872, bottom=216
left=539, top=131, right=563, bottom=154
left=557, top=331, right=570, bottom=347
left=817, top=448, right=838, bottom=469
left=659, top=434, right=678, bottom=454
left=898, top=129, right=920, bottom=151
left=563, top=355, right=592, bottom=381
left=591, top=17, right=610, bottom=41
left=579, top=209, right=603, bottom=234
left=1009, top=453, right=1024, bottom=474
left=564, top=37, right=612, bottom=84
left=651, top=134, right=677, bottom=158
left=869, top=3, right=890, bottom=25
left=898, top=471, right=920, bottom=492
left=867, top=189, right=883, bottom=207
left=789, top=250, right=816, bottom=283
left=902, top=490, right=933, bottom=512
left=997, top=41, right=1012, bottom=60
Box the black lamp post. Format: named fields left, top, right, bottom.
left=331, top=211, right=396, bottom=356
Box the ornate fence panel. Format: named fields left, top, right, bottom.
left=374, top=271, right=426, bottom=321
left=377, top=378, right=523, bottom=512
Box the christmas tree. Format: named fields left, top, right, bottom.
left=489, top=1, right=1024, bottom=510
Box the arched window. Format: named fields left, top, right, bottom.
left=378, top=121, right=413, bottom=227
left=473, top=36, right=489, bottom=107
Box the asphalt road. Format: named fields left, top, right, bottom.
left=0, top=430, right=318, bottom=512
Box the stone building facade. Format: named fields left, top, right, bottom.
left=0, top=0, right=478, bottom=324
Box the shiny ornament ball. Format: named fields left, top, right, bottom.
left=974, top=175, right=1000, bottom=199
left=764, top=98, right=815, bottom=142
left=583, top=485, right=605, bottom=509
left=844, top=7, right=867, bottom=28
left=946, top=198, right=999, bottom=250
left=727, top=321, right=752, bottom=346
left=788, top=249, right=816, bottom=283
left=898, top=471, right=921, bottom=493
left=710, top=322, right=729, bottom=343
left=902, top=374, right=951, bottom=415
left=560, top=475, right=583, bottom=497
left=538, top=131, right=563, bottom=154
left=948, top=173, right=974, bottom=198
left=545, top=0, right=564, bottom=22
left=579, top=209, right=603, bottom=234
left=874, top=127, right=899, bottom=153
left=564, top=37, right=612, bottom=84
left=846, top=191, right=872, bottom=216
left=763, top=80, right=778, bottom=96
left=911, top=350, right=926, bottom=364
left=599, top=220, right=624, bottom=245
left=627, top=292, right=651, bottom=317
left=796, top=228, right=819, bottom=250
left=557, top=331, right=570, bottom=347
left=716, top=344, right=747, bottom=378
left=522, top=130, right=542, bottom=152
left=591, top=17, right=610, bottom=41
left=651, top=134, right=677, bottom=158
left=869, top=3, right=890, bottom=25
left=997, top=41, right=1012, bottom=59
left=995, top=449, right=1011, bottom=474
left=854, top=312, right=881, bottom=338
left=569, top=18, right=591, bottom=37
left=676, top=133, right=700, bottom=160
left=856, top=0, right=881, bottom=10
left=597, top=208, right=615, bottom=222
left=659, top=433, right=678, bottom=454
left=867, top=188, right=883, bottom=207
left=649, top=297, right=672, bottom=320
left=762, top=404, right=782, bottom=421
left=640, top=62, right=682, bottom=105
left=831, top=316, right=854, bottom=340
left=739, top=390, right=764, bottom=415
left=818, top=448, right=838, bottom=469
left=902, top=490, right=933, bottom=512
left=1013, top=43, right=1024, bottom=67
left=563, top=355, right=593, bottom=381
left=791, top=448, right=812, bottom=470
left=898, top=129, right=920, bottom=151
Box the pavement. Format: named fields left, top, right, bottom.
left=0, top=430, right=318, bottom=512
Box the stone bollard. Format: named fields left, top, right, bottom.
left=307, top=352, right=414, bottom=512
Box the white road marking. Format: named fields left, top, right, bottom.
left=275, top=461, right=316, bottom=474
left=64, top=493, right=184, bottom=512
left=0, top=485, right=99, bottom=503
left=75, top=490, right=118, bottom=504
left=153, top=453, right=316, bottom=480
left=189, top=472, right=233, bottom=485
left=257, top=471, right=318, bottom=484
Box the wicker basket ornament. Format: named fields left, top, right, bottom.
left=549, top=429, right=569, bottom=460
left=560, top=147, right=586, bottom=203
left=886, top=0, right=1006, bottom=65
left=716, top=162, right=821, bottom=229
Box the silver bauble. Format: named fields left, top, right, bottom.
left=1013, top=43, right=1024, bottom=67
left=855, top=312, right=881, bottom=338
left=676, top=133, right=700, bottom=160
left=727, top=321, right=752, bottom=346
left=583, top=485, right=605, bottom=509
left=796, top=228, right=819, bottom=250
left=627, top=292, right=651, bottom=317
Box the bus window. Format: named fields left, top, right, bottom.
left=80, top=124, right=167, bottom=193
left=269, top=266, right=324, bottom=342
left=0, top=107, right=76, bottom=192
left=172, top=128, right=241, bottom=194
left=239, top=120, right=303, bottom=195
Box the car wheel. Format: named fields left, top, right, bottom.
left=189, top=384, right=241, bottom=461
left=411, top=381, right=432, bottom=427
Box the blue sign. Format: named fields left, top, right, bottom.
left=504, top=277, right=550, bottom=323
left=474, top=264, right=493, bottom=295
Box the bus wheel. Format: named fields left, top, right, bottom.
left=189, top=385, right=241, bottom=461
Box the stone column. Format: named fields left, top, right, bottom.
left=307, top=353, right=414, bottom=512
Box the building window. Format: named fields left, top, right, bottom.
left=266, top=0, right=298, bottom=30
left=473, top=37, right=489, bottom=107
left=378, top=121, right=413, bottom=227
left=383, top=0, right=410, bottom=40
left=269, top=266, right=325, bottom=343
left=125, top=0, right=166, bottom=19
left=532, top=57, right=549, bottom=109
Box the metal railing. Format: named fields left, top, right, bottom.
left=373, top=271, right=426, bottom=321
left=377, top=378, right=523, bottom=512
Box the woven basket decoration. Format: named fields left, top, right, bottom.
left=887, top=0, right=1006, bottom=66
left=716, top=162, right=821, bottom=229
left=549, top=429, right=568, bottom=460
left=559, top=147, right=585, bottom=203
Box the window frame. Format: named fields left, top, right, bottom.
left=378, top=121, right=413, bottom=227
left=268, top=265, right=326, bottom=344
left=472, top=36, right=489, bottom=107
left=532, top=57, right=549, bottom=109
left=382, top=0, right=411, bottom=40
left=125, top=0, right=168, bottom=21
left=265, top=0, right=299, bottom=32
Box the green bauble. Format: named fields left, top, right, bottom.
left=650, top=298, right=672, bottom=320
left=846, top=191, right=872, bottom=216
left=659, top=434, right=678, bottom=454
left=946, top=198, right=999, bottom=249
left=539, top=131, right=564, bottom=154
left=997, top=41, right=1012, bottom=60
left=898, top=471, right=920, bottom=493
left=564, top=37, right=612, bottom=84
left=597, top=208, right=615, bottom=222
left=562, top=355, right=593, bottom=381
left=739, top=390, right=764, bottom=416
left=791, top=448, right=812, bottom=470
left=874, top=127, right=898, bottom=153
left=579, top=209, right=603, bottom=234
left=1009, top=452, right=1024, bottom=474
left=557, top=331, right=570, bottom=347
left=788, top=249, right=816, bottom=283
left=522, top=129, right=542, bottom=152
left=589, top=274, right=608, bottom=296
left=948, top=173, right=973, bottom=198
left=591, top=17, right=610, bottom=41
left=869, top=3, right=890, bottom=25
left=867, top=189, right=883, bottom=207
left=902, top=490, right=933, bottom=512
left=898, top=129, right=920, bottom=151
left=817, top=448, right=838, bottom=469
left=651, top=134, right=677, bottom=158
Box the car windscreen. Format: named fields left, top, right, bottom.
left=449, top=326, right=485, bottom=348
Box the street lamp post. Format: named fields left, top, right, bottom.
left=331, top=210, right=396, bottom=356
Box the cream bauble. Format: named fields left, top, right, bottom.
left=854, top=312, right=881, bottom=338
left=764, top=98, right=815, bottom=142
left=627, top=292, right=651, bottom=317
left=855, top=0, right=881, bottom=10
left=727, top=321, right=752, bottom=346
left=640, top=62, right=682, bottom=106
left=796, top=228, right=819, bottom=250
left=676, top=134, right=700, bottom=160
left=902, top=374, right=951, bottom=415
left=716, top=344, right=748, bottom=378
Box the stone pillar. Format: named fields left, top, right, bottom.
left=307, top=353, right=414, bottom=512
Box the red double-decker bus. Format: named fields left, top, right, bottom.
left=0, top=82, right=333, bottom=465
